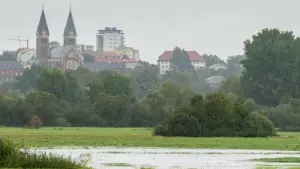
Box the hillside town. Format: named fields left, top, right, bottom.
left=0, top=6, right=234, bottom=88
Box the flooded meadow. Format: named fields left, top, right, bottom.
left=32, top=147, right=300, bottom=169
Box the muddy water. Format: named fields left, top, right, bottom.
left=33, top=148, right=300, bottom=169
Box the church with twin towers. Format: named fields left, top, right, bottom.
left=35, top=5, right=83, bottom=71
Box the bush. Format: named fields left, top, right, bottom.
left=153, top=113, right=201, bottom=137
left=242, top=112, right=276, bottom=137
left=30, top=115, right=42, bottom=129
left=56, top=117, right=71, bottom=127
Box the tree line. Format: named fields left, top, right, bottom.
left=1, top=28, right=299, bottom=137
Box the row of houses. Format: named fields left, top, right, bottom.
left=0, top=48, right=139, bottom=84
left=0, top=47, right=231, bottom=88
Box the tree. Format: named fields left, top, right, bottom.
left=204, top=93, right=234, bottom=134
left=14, top=65, right=43, bottom=92
left=142, top=89, right=169, bottom=125
left=130, top=62, right=160, bottom=99
left=92, top=93, right=132, bottom=127
left=0, top=51, right=16, bottom=61
left=20, top=91, right=60, bottom=126
left=153, top=113, right=201, bottom=137
left=86, top=70, right=132, bottom=103
left=218, top=76, right=241, bottom=96
left=241, top=28, right=297, bottom=106
left=202, top=54, right=225, bottom=67
left=170, top=47, right=193, bottom=71
left=223, top=55, right=245, bottom=77
left=30, top=115, right=43, bottom=129
left=37, top=68, right=68, bottom=100
left=37, top=68, right=83, bottom=102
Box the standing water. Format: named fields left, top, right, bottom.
left=33, top=148, right=300, bottom=169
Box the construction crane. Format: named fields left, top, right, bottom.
left=8, top=37, right=30, bottom=49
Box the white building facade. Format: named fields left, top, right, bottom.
left=157, top=50, right=206, bottom=75
left=96, top=27, right=125, bottom=52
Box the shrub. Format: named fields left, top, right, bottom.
left=243, top=112, right=276, bottom=137
left=30, top=115, right=43, bottom=129
left=56, top=117, right=71, bottom=127
left=153, top=113, right=201, bottom=137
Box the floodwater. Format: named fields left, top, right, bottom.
left=33, top=147, right=300, bottom=169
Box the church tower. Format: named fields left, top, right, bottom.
left=63, top=5, right=77, bottom=46
left=36, top=5, right=50, bottom=64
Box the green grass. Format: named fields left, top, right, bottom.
left=255, top=157, right=300, bottom=169
left=1, top=127, right=300, bottom=150
left=256, top=165, right=300, bottom=169
left=0, top=139, right=90, bottom=169
left=254, top=157, right=300, bottom=163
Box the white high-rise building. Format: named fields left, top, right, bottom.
left=96, top=27, right=125, bottom=52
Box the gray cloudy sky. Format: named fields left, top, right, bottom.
left=1, top=0, right=299, bottom=63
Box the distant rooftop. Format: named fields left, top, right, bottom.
left=158, top=50, right=204, bottom=62
left=97, top=27, right=123, bottom=34
left=0, top=61, right=24, bottom=70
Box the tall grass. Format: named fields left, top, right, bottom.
left=0, top=139, right=90, bottom=169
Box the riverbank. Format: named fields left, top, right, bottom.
left=1, top=127, right=300, bottom=150
left=0, top=139, right=90, bottom=169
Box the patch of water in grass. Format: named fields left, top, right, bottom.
left=32, top=148, right=300, bottom=169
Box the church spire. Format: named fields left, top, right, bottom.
left=64, top=5, right=77, bottom=37
left=36, top=5, right=50, bottom=36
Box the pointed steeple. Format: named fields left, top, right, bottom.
left=36, top=5, right=50, bottom=36
left=64, top=5, right=77, bottom=36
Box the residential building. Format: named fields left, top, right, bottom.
left=76, top=44, right=94, bottom=52
left=35, top=6, right=83, bottom=71
left=205, top=76, right=225, bottom=88
left=93, top=51, right=138, bottom=71
left=16, top=48, right=36, bottom=69
left=76, top=44, right=85, bottom=52
left=0, top=61, right=24, bottom=84
left=114, top=47, right=140, bottom=60
left=85, top=45, right=94, bottom=52
left=157, top=50, right=206, bottom=75
left=208, top=64, right=228, bottom=71
left=96, top=27, right=125, bottom=52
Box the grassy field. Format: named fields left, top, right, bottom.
left=254, top=157, right=300, bottom=163
left=1, top=127, right=300, bottom=150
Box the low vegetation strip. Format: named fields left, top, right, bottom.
left=1, top=127, right=300, bottom=150
left=0, top=139, right=90, bottom=169
left=254, top=157, right=300, bottom=163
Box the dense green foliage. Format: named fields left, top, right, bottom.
left=154, top=93, right=276, bottom=137
left=241, top=28, right=300, bottom=106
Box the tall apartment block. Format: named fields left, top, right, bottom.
left=96, top=27, right=125, bottom=52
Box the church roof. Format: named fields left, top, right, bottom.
left=49, top=46, right=83, bottom=60
left=36, top=9, right=50, bottom=36
left=64, top=10, right=77, bottom=36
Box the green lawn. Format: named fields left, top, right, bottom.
left=1, top=127, right=300, bottom=150
left=254, top=157, right=300, bottom=163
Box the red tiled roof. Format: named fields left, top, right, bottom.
left=158, top=50, right=204, bottom=62
left=97, top=51, right=121, bottom=57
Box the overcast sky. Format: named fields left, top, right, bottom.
left=0, top=0, right=299, bottom=63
